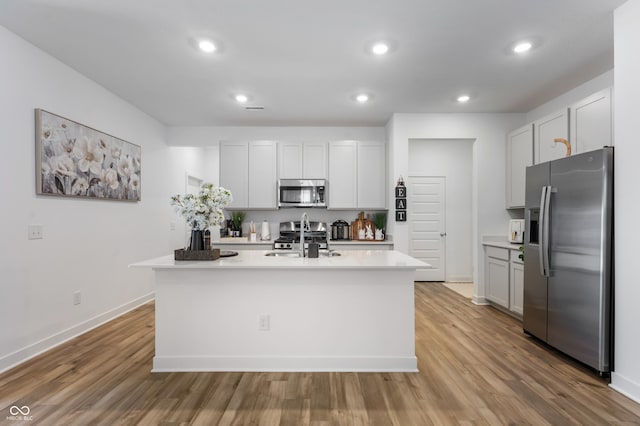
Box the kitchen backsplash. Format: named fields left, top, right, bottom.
left=216, top=209, right=388, bottom=241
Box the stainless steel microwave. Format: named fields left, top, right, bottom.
left=278, top=179, right=327, bottom=208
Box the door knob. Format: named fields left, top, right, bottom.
left=440, top=232, right=447, bottom=237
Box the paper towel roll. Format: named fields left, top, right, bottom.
left=260, top=221, right=271, bottom=240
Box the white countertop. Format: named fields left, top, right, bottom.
left=482, top=236, right=522, bottom=250
left=131, top=249, right=428, bottom=270
left=329, top=240, right=393, bottom=246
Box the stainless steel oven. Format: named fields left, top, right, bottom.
left=273, top=221, right=329, bottom=250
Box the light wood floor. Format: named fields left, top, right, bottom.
left=2, top=283, right=639, bottom=425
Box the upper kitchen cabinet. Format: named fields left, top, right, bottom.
left=278, top=142, right=302, bottom=178
left=220, top=141, right=249, bottom=208
left=328, top=141, right=358, bottom=208
left=534, top=108, right=570, bottom=164
left=357, top=141, right=386, bottom=209
left=506, top=124, right=533, bottom=209
left=220, top=141, right=277, bottom=209
left=277, top=142, right=328, bottom=179
left=249, top=141, right=278, bottom=208
left=328, top=140, right=386, bottom=209
left=570, top=88, right=613, bottom=154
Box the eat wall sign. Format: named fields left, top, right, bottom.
left=395, top=179, right=406, bottom=222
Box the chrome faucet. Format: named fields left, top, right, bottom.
left=300, top=212, right=310, bottom=257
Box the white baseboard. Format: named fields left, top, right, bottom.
left=0, top=292, right=154, bottom=374
left=610, top=372, right=640, bottom=404
left=445, top=276, right=473, bottom=283
left=472, top=295, right=490, bottom=305
left=152, top=355, right=418, bottom=373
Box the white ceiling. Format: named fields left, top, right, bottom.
left=0, top=0, right=626, bottom=127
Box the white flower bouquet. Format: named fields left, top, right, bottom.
left=170, top=183, right=233, bottom=230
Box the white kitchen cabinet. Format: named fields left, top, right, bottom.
left=220, top=141, right=277, bottom=209
left=278, top=142, right=303, bottom=179
left=485, top=246, right=510, bottom=309
left=357, top=141, right=386, bottom=209
left=484, top=242, right=524, bottom=318
left=570, top=88, right=613, bottom=154
left=220, top=141, right=249, bottom=208
left=303, top=142, right=328, bottom=179
left=328, top=140, right=386, bottom=209
left=328, top=141, right=358, bottom=208
left=510, top=254, right=524, bottom=316
left=248, top=141, right=277, bottom=209
left=278, top=142, right=328, bottom=179
left=534, top=108, right=570, bottom=164
left=506, top=124, right=533, bottom=208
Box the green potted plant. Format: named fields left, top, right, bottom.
left=372, top=212, right=387, bottom=241
left=230, top=211, right=245, bottom=237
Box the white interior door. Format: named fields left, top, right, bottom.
left=408, top=176, right=445, bottom=281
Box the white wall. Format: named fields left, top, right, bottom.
left=526, top=70, right=614, bottom=123
left=167, top=126, right=386, bottom=147
left=0, top=25, right=184, bottom=372
left=409, top=139, right=473, bottom=282
left=611, top=0, right=640, bottom=404
left=387, top=113, right=525, bottom=302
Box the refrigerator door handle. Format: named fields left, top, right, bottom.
left=541, top=185, right=552, bottom=277
left=538, top=186, right=548, bottom=276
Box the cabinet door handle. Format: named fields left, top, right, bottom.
left=440, top=232, right=447, bottom=237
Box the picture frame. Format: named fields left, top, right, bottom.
left=35, top=109, right=141, bottom=201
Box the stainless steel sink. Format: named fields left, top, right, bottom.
left=264, top=252, right=302, bottom=257
left=264, top=251, right=341, bottom=257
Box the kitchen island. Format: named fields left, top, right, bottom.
left=131, top=250, right=428, bottom=372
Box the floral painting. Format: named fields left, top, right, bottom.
left=35, top=109, right=141, bottom=201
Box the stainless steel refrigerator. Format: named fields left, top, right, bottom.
left=523, top=147, right=613, bottom=374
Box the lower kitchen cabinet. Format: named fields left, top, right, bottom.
left=509, top=256, right=524, bottom=315
left=485, top=246, right=510, bottom=309
left=484, top=243, right=523, bottom=318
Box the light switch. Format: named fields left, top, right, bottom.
left=28, top=224, right=43, bottom=240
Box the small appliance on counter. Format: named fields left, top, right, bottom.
left=509, top=219, right=524, bottom=244
left=331, top=220, right=351, bottom=240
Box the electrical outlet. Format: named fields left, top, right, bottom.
left=73, top=291, right=81, bottom=305
left=28, top=224, right=43, bottom=240
left=170, top=221, right=176, bottom=231
left=258, top=314, right=270, bottom=331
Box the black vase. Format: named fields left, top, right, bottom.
left=189, top=229, right=205, bottom=251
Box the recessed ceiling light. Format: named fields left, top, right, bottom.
left=372, top=43, right=389, bottom=55
left=513, top=41, right=532, bottom=53
left=198, top=40, right=216, bottom=53
left=457, top=95, right=470, bottom=103
left=235, top=94, right=248, bottom=103
left=356, top=94, right=369, bottom=103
